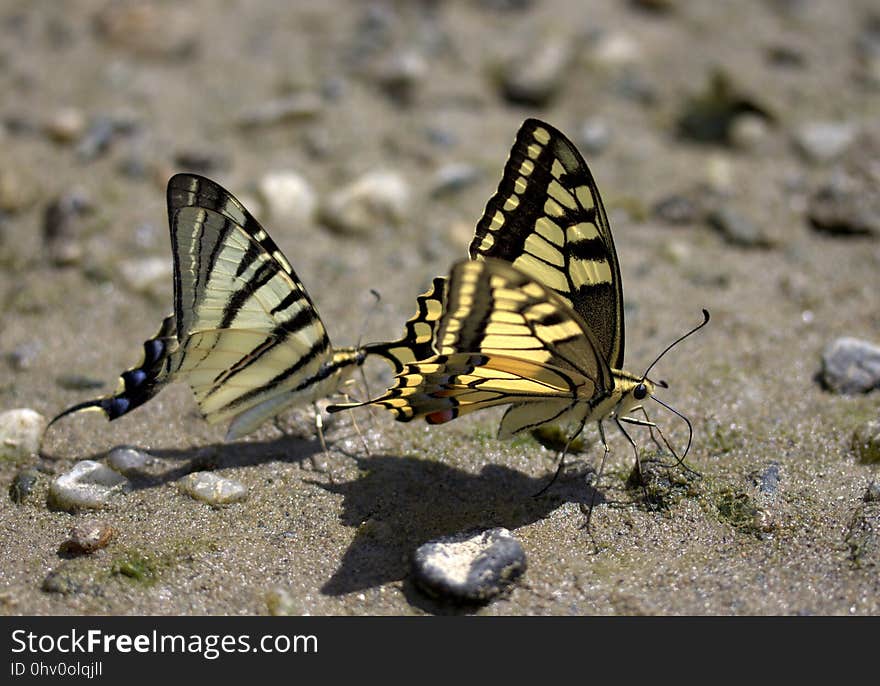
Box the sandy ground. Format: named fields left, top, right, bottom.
left=1, top=0, right=879, bottom=615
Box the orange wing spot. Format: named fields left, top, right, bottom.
left=427, top=409, right=456, bottom=424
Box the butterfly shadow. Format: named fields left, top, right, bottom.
left=312, top=453, right=599, bottom=614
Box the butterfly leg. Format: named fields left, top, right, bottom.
left=615, top=417, right=650, bottom=505
left=311, top=401, right=335, bottom=481
left=532, top=416, right=588, bottom=497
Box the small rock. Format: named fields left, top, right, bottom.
left=237, top=93, right=323, bottom=129
left=864, top=482, right=880, bottom=503
left=179, top=471, right=248, bottom=505
left=173, top=150, right=229, bottom=174
left=754, top=462, right=781, bottom=496
left=43, top=189, right=92, bottom=267
left=852, top=420, right=880, bottom=464
left=9, top=468, right=41, bottom=504
left=106, top=445, right=155, bottom=476
left=821, top=337, right=880, bottom=394
left=578, top=118, right=612, bottom=156
left=7, top=342, right=42, bottom=371
left=0, top=408, right=47, bottom=461
left=707, top=207, right=772, bottom=248
left=0, top=168, right=35, bottom=214
left=60, top=520, right=115, bottom=554
left=429, top=163, right=481, bottom=198
left=845, top=503, right=880, bottom=568
left=653, top=194, right=703, bottom=225
left=44, top=107, right=86, bottom=144
left=319, top=170, right=410, bottom=235
left=498, top=33, right=576, bottom=106
left=265, top=586, right=301, bottom=616
left=41, top=567, right=84, bottom=595
left=117, top=256, right=172, bottom=297
left=94, top=1, right=199, bottom=58
left=373, top=50, right=428, bottom=105
left=590, top=31, right=642, bottom=67
left=256, top=171, right=317, bottom=225
left=793, top=122, right=857, bottom=163
left=808, top=170, right=880, bottom=236
left=76, top=115, right=137, bottom=162
left=49, top=460, right=130, bottom=511
left=730, top=113, right=770, bottom=151
left=411, top=528, right=526, bottom=603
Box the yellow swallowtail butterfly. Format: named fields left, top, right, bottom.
left=330, top=119, right=708, bottom=491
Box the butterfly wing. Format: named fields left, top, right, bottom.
left=362, top=276, right=446, bottom=373
left=469, top=118, right=625, bottom=369
left=165, top=173, right=337, bottom=437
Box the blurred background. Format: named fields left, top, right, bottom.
left=1, top=0, right=879, bottom=614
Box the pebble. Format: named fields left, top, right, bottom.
left=0, top=408, right=47, bottom=461
left=411, top=528, right=527, bottom=603
left=652, top=193, right=702, bottom=225
left=179, top=472, right=248, bottom=505
left=864, top=482, right=880, bottom=503
left=0, top=168, right=35, bottom=214
left=256, top=171, right=318, bottom=225
left=117, top=256, right=172, bottom=297
left=707, top=207, right=772, bottom=248
left=49, top=460, right=130, bottom=510
left=60, top=520, right=115, bottom=554
left=237, top=93, right=323, bottom=129
left=7, top=341, right=42, bottom=371
left=590, top=31, right=642, bottom=67
left=852, top=420, right=880, bottom=465
left=319, top=170, right=410, bottom=235
left=106, top=445, right=155, bottom=476
left=44, top=107, right=86, bottom=144
left=844, top=503, right=880, bottom=568
left=429, top=163, right=482, bottom=198
left=730, top=113, right=770, bottom=151
left=498, top=34, right=575, bottom=106
left=808, top=169, right=880, bottom=237
left=9, top=468, right=41, bottom=504
left=755, top=462, right=781, bottom=496
left=76, top=115, right=137, bottom=162
left=43, top=189, right=92, bottom=267
left=793, top=122, right=857, bottom=163
left=94, top=1, right=198, bottom=58
left=265, top=586, right=301, bottom=616
left=373, top=50, right=428, bottom=105
left=578, top=117, right=612, bottom=156
left=820, top=337, right=880, bottom=394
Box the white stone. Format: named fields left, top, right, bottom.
left=117, top=256, right=172, bottom=295
left=106, top=445, right=153, bottom=475
left=179, top=471, right=248, bottom=505
left=0, top=408, right=47, bottom=460
left=794, top=122, right=857, bottom=163
left=320, top=170, right=410, bottom=234
left=50, top=460, right=130, bottom=510
left=256, top=171, right=317, bottom=225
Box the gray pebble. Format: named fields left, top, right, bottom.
left=652, top=193, right=702, bottom=225
left=49, top=460, right=130, bottom=511
left=9, top=468, right=41, bottom=504
left=808, top=170, right=880, bottom=237
left=498, top=34, right=575, bottom=106
left=372, top=50, right=428, bottom=105
left=179, top=472, right=248, bottom=505
left=7, top=342, right=42, bottom=371
left=793, top=122, right=857, bottom=163
left=844, top=503, right=880, bottom=569
left=755, top=462, right=781, bottom=496
left=237, top=93, right=322, bottom=129
left=61, top=520, right=115, bottom=555
left=106, top=446, right=155, bottom=476
left=852, top=420, right=880, bottom=465
left=411, top=528, right=526, bottom=603
left=821, top=337, right=880, bottom=394
left=429, top=163, right=481, bottom=198
left=319, top=170, right=410, bottom=235
left=0, top=408, right=47, bottom=461
left=43, top=189, right=92, bottom=267
left=865, top=482, right=880, bottom=503
left=707, top=207, right=772, bottom=248
left=578, top=118, right=612, bottom=156
left=76, top=115, right=136, bottom=162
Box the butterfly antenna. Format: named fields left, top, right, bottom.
left=640, top=309, right=710, bottom=382
left=650, top=395, right=696, bottom=467
left=355, top=289, right=382, bottom=402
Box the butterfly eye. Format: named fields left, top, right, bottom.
left=633, top=383, right=647, bottom=401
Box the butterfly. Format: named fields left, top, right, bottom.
left=49, top=173, right=426, bottom=441
left=330, top=119, right=707, bottom=490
